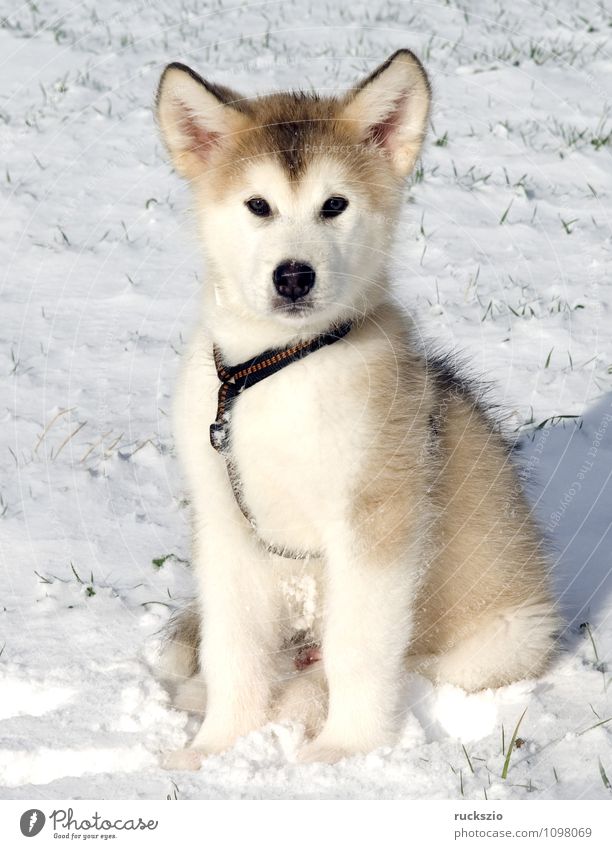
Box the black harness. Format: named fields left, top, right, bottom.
left=209, top=321, right=353, bottom=559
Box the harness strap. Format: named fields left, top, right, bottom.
left=209, top=320, right=353, bottom=559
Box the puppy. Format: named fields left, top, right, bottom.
left=155, top=50, right=559, bottom=767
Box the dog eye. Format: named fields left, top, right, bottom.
left=321, top=196, right=349, bottom=218
left=245, top=197, right=271, bottom=217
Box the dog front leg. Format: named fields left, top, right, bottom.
left=197, top=513, right=281, bottom=746
left=298, top=527, right=421, bottom=763
left=165, top=508, right=280, bottom=769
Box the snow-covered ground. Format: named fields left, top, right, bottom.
left=1, top=0, right=611, bottom=800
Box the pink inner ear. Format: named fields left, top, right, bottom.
left=367, top=92, right=408, bottom=150
left=179, top=109, right=220, bottom=160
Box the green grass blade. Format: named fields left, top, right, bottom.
left=502, top=708, right=527, bottom=779
left=598, top=758, right=611, bottom=791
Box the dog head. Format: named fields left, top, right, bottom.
left=156, top=51, right=430, bottom=330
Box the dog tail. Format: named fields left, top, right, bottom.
left=156, top=603, right=200, bottom=688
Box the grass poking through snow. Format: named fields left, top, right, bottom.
left=502, top=708, right=528, bottom=780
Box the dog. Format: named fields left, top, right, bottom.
left=155, top=50, right=559, bottom=768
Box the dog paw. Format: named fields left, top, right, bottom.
left=296, top=738, right=351, bottom=764
left=161, top=747, right=207, bottom=771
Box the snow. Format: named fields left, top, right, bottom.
left=1, top=0, right=612, bottom=800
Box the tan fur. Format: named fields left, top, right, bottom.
left=410, top=391, right=558, bottom=684
left=190, top=96, right=403, bottom=220
left=334, top=305, right=559, bottom=689
left=156, top=54, right=426, bottom=210
left=349, top=307, right=437, bottom=559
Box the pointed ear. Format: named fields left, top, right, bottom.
left=341, top=50, right=431, bottom=177
left=156, top=62, right=248, bottom=180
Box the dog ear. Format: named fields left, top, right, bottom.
left=156, top=63, right=248, bottom=180
left=342, top=50, right=431, bottom=177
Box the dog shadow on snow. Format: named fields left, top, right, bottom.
left=522, top=390, right=612, bottom=630
left=404, top=391, right=612, bottom=743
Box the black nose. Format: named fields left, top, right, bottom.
left=273, top=261, right=316, bottom=301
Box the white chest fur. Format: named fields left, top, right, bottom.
left=228, top=347, right=368, bottom=554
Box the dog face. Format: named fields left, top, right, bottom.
left=194, top=150, right=398, bottom=328
left=156, top=52, right=430, bottom=329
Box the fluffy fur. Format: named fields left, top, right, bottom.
left=155, top=50, right=560, bottom=767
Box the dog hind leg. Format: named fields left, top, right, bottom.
left=407, top=601, right=560, bottom=692
left=272, top=664, right=328, bottom=738
left=156, top=604, right=201, bottom=696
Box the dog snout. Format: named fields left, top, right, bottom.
left=272, top=261, right=316, bottom=301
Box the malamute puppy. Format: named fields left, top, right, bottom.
left=155, top=51, right=559, bottom=767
